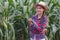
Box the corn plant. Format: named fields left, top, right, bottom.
left=0, top=0, right=60, bottom=40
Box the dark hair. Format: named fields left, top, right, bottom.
left=40, top=11, right=45, bottom=23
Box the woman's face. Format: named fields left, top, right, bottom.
left=36, top=6, right=44, bottom=15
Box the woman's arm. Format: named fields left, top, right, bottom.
left=37, top=16, right=48, bottom=33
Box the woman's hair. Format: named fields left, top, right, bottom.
left=39, top=5, right=45, bottom=19
left=40, top=11, right=45, bottom=23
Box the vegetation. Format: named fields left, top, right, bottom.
left=0, top=0, right=60, bottom=40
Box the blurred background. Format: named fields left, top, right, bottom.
left=0, top=0, right=60, bottom=40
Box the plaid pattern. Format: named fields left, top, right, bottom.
left=30, top=31, right=45, bottom=40
left=29, top=15, right=48, bottom=40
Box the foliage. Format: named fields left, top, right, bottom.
left=0, top=0, right=60, bottom=40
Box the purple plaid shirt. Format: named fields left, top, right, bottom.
left=29, top=15, right=48, bottom=39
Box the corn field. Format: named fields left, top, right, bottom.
left=0, top=0, right=60, bottom=40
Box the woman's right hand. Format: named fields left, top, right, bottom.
left=28, top=18, right=32, bottom=24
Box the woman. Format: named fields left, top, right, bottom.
left=28, top=1, right=48, bottom=40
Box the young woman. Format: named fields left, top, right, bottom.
left=28, top=1, right=48, bottom=40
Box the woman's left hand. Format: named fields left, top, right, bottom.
left=41, top=29, right=47, bottom=33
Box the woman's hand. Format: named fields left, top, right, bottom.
left=28, top=18, right=32, bottom=24
left=41, top=29, right=47, bottom=33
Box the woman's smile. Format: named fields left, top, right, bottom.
left=36, top=6, right=44, bottom=15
